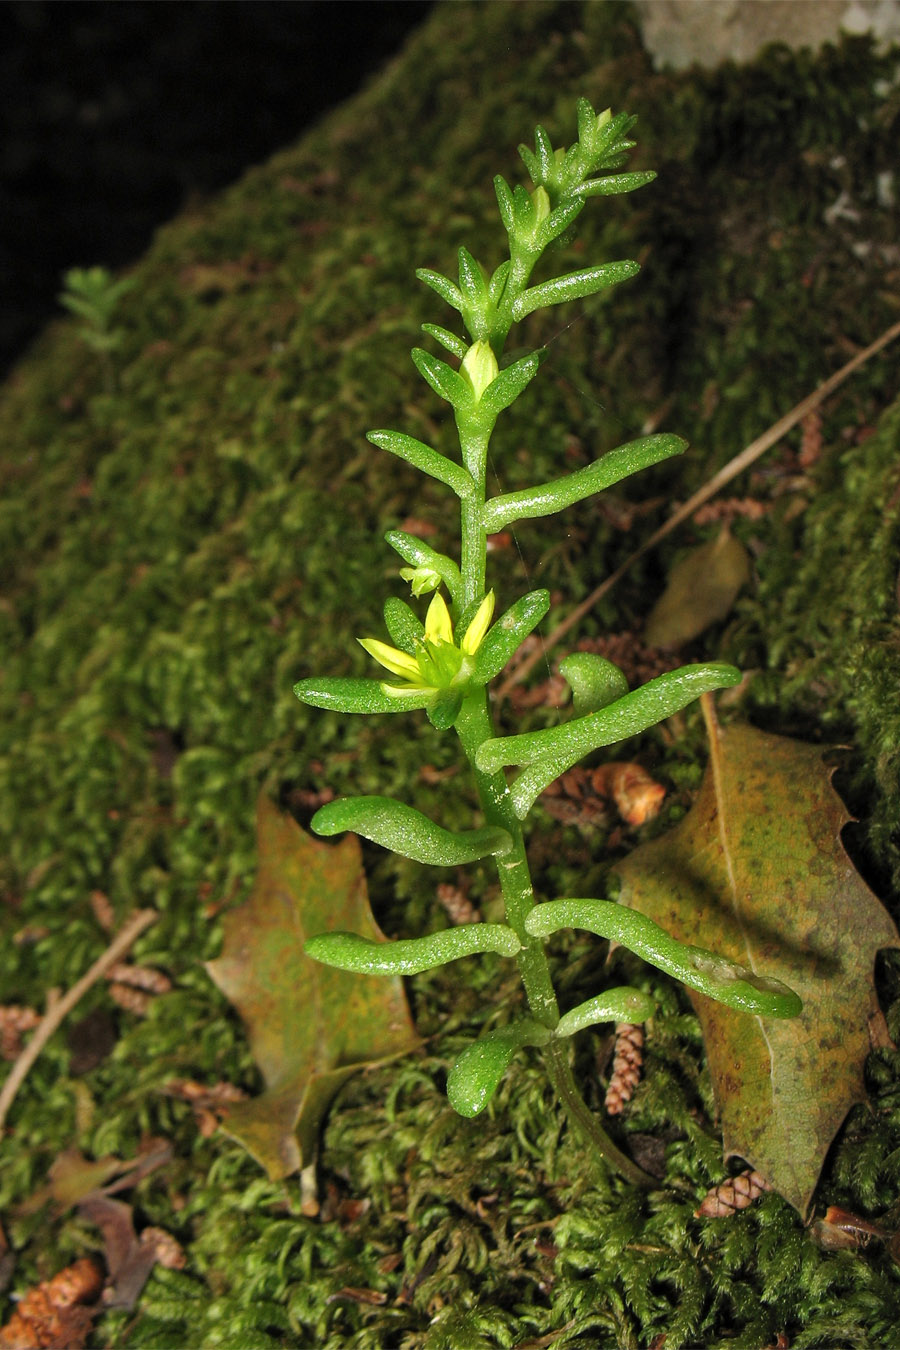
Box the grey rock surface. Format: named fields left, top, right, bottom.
left=634, top=0, right=900, bottom=69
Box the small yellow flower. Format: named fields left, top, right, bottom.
left=359, top=591, right=495, bottom=701
left=460, top=590, right=495, bottom=655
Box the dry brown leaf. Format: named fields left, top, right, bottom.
left=206, top=793, right=419, bottom=1179
left=616, top=700, right=900, bottom=1216
left=644, top=528, right=751, bottom=649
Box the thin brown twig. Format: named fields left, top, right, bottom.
left=0, top=908, right=158, bottom=1136
left=495, top=317, right=900, bottom=703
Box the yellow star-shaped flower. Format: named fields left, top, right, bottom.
left=358, top=591, right=495, bottom=701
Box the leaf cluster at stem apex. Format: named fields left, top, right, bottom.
left=413, top=99, right=656, bottom=428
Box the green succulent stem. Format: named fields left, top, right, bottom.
left=454, top=687, right=660, bottom=1183
left=454, top=690, right=557, bottom=1025
left=459, top=478, right=489, bottom=608
left=544, top=1042, right=656, bottom=1189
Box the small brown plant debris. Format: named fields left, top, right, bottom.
left=503, top=635, right=569, bottom=712
left=508, top=671, right=569, bottom=712
left=693, top=497, right=768, bottom=525
left=138, top=1227, right=186, bottom=1271
left=105, top=963, right=172, bottom=1017
left=106, top=984, right=153, bottom=1016
left=0, top=1257, right=103, bottom=1350
left=436, top=882, right=481, bottom=926
left=809, top=1204, right=887, bottom=1252
left=162, top=1078, right=249, bottom=1137
left=418, top=762, right=462, bottom=785
left=0, top=1006, right=41, bottom=1061
left=89, top=890, right=115, bottom=933
left=593, top=762, right=666, bottom=826
left=541, top=767, right=611, bottom=828
left=542, top=762, right=665, bottom=830
left=604, top=1022, right=644, bottom=1115
left=398, top=516, right=437, bottom=538
left=798, top=409, right=823, bottom=467
left=105, top=963, right=172, bottom=994
left=326, top=1287, right=388, bottom=1306
left=695, top=1168, right=772, bottom=1217
left=286, top=771, right=336, bottom=814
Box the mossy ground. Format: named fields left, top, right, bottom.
left=1, top=4, right=899, bottom=1346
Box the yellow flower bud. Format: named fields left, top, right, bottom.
left=461, top=340, right=499, bottom=402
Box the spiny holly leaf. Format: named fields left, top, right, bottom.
left=206, top=793, right=418, bottom=1179
left=615, top=700, right=899, bottom=1217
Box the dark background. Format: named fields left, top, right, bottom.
left=0, top=0, right=434, bottom=379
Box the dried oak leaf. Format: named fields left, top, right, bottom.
left=79, top=1195, right=158, bottom=1311
left=17, top=1143, right=175, bottom=1315
left=206, top=793, right=419, bottom=1180
left=644, top=528, right=751, bottom=649
left=615, top=702, right=899, bottom=1217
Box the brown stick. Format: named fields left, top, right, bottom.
left=495, top=317, right=900, bottom=702
left=0, top=908, right=158, bottom=1136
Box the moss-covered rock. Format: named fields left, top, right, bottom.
left=1, top=4, right=899, bottom=1346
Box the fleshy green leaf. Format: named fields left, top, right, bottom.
left=576, top=96, right=597, bottom=145
left=517, top=142, right=540, bottom=184
left=415, top=267, right=464, bottom=313
left=411, top=348, right=473, bottom=411
left=558, top=653, right=629, bottom=715
left=385, top=530, right=462, bottom=609
left=366, top=429, right=474, bottom=498
left=471, top=589, right=551, bottom=685
left=382, top=598, right=424, bottom=655
left=294, top=676, right=432, bottom=716
left=493, top=176, right=515, bottom=234
left=512, top=260, right=640, bottom=322
left=476, top=663, right=742, bottom=818
left=312, top=795, right=512, bottom=865
left=554, top=986, right=656, bottom=1038
left=488, top=259, right=510, bottom=305
left=447, top=1020, right=551, bottom=1117
left=524, top=900, right=801, bottom=1019
left=305, top=922, right=522, bottom=976
left=511, top=182, right=535, bottom=229
left=427, top=688, right=464, bottom=730
left=421, top=323, right=469, bottom=360
left=533, top=124, right=554, bottom=179
left=458, top=247, right=487, bottom=302
left=571, top=171, right=657, bottom=198
left=483, top=434, right=685, bottom=532
left=537, top=198, right=584, bottom=247
left=479, top=349, right=546, bottom=419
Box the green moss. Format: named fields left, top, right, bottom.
left=2, top=2, right=900, bottom=1345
